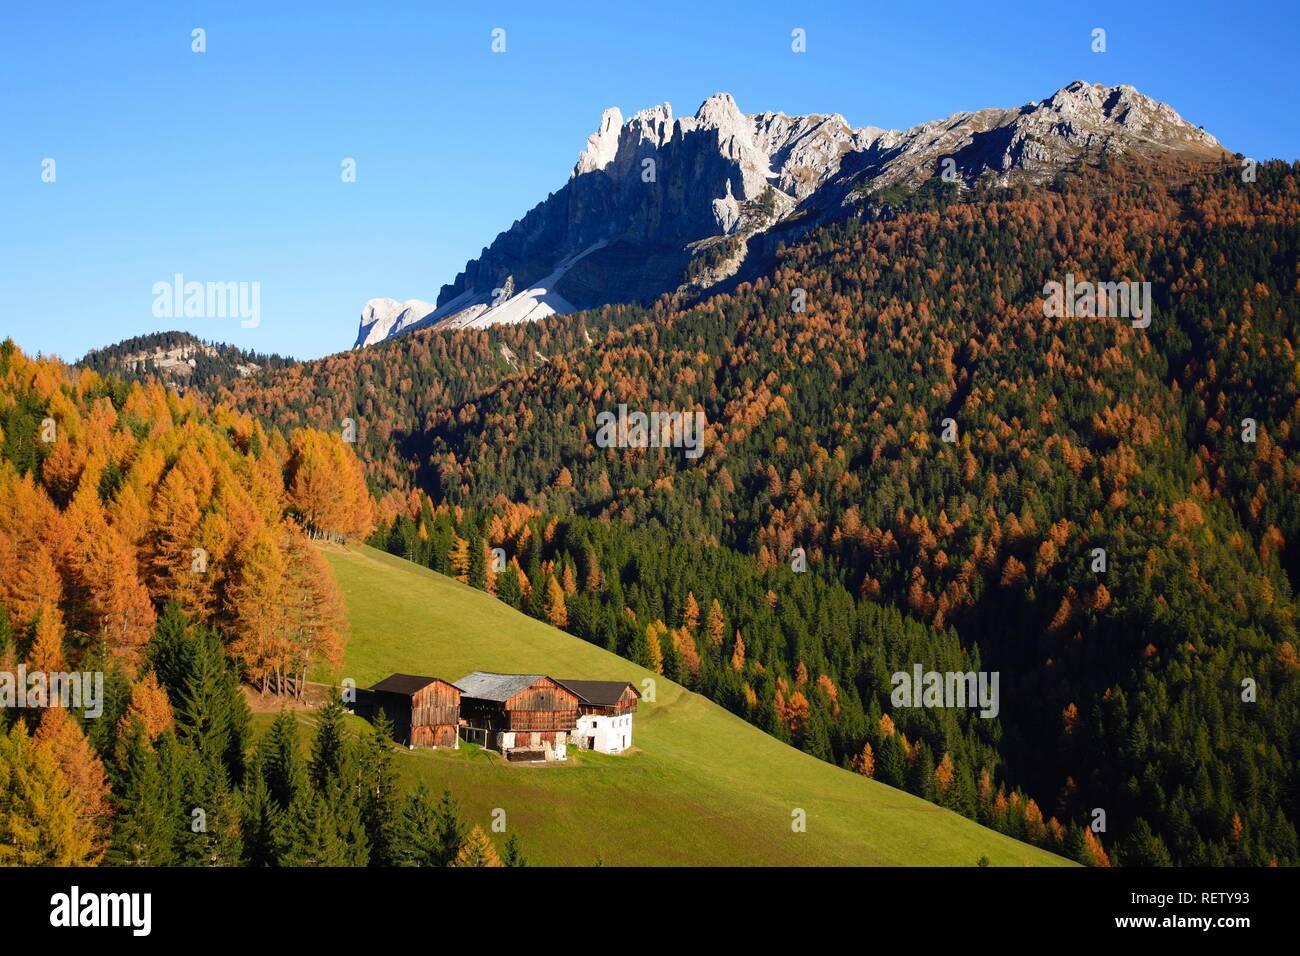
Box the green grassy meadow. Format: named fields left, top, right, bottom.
left=257, top=543, right=1073, bottom=867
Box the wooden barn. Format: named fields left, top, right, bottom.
left=369, top=674, right=462, bottom=749
left=454, top=672, right=579, bottom=761
left=556, top=679, right=640, bottom=754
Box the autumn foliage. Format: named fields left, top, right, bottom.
left=0, top=341, right=357, bottom=693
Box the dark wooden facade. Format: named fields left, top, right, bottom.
left=459, top=676, right=579, bottom=732
left=371, top=674, right=461, bottom=748
left=578, top=686, right=639, bottom=717
left=507, top=678, right=580, bottom=730
left=557, top=679, right=640, bottom=716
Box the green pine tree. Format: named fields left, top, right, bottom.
left=358, top=712, right=401, bottom=866
left=1121, top=818, right=1174, bottom=867
left=150, top=606, right=249, bottom=786
left=468, top=534, right=487, bottom=589
left=801, top=708, right=833, bottom=762
left=147, top=601, right=198, bottom=698
left=907, top=740, right=936, bottom=801
left=309, top=692, right=348, bottom=792
left=497, top=565, right=523, bottom=609
left=430, top=789, right=468, bottom=866
left=176, top=760, right=243, bottom=867
left=107, top=721, right=177, bottom=866
left=85, top=660, right=132, bottom=763
left=661, top=637, right=685, bottom=684
left=395, top=783, right=444, bottom=866
left=258, top=711, right=305, bottom=809
left=275, top=790, right=349, bottom=866
left=239, top=751, right=281, bottom=867
left=876, top=732, right=907, bottom=789
left=502, top=833, right=528, bottom=867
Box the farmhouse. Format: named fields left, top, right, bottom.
left=363, top=669, right=639, bottom=761
left=454, top=672, right=579, bottom=762
left=368, top=673, right=461, bottom=749
left=556, top=679, right=639, bottom=754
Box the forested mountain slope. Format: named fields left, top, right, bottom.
left=0, top=341, right=373, bottom=864
left=320, top=543, right=1072, bottom=866
left=221, top=158, right=1300, bottom=865
left=78, top=331, right=295, bottom=393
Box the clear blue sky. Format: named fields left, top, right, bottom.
left=2, top=1, right=1296, bottom=361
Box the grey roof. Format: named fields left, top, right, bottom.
left=554, top=679, right=639, bottom=707
left=453, top=672, right=545, bottom=702
left=371, top=673, right=440, bottom=696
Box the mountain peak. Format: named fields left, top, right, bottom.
left=694, top=91, right=744, bottom=125
left=354, top=297, right=437, bottom=348
left=359, top=81, right=1229, bottom=347
left=573, top=106, right=624, bottom=177
left=1036, top=80, right=1220, bottom=149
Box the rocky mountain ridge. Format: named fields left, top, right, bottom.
left=356, top=80, right=1226, bottom=347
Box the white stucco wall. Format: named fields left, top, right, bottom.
left=575, top=713, right=633, bottom=753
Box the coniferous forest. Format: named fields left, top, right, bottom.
left=190, top=159, right=1300, bottom=867
left=0, top=343, right=517, bottom=867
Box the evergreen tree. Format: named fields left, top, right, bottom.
left=107, top=721, right=176, bottom=866
left=176, top=759, right=243, bottom=867
left=310, top=696, right=370, bottom=866
left=876, top=732, right=907, bottom=789
left=946, top=762, right=979, bottom=818
left=907, top=740, right=936, bottom=802
left=527, top=568, right=548, bottom=620
left=85, top=660, right=132, bottom=764
left=309, top=692, right=348, bottom=792
left=258, top=711, right=305, bottom=808
left=276, top=790, right=349, bottom=866
left=148, top=601, right=197, bottom=698
left=1066, top=823, right=1094, bottom=867
left=1121, top=818, right=1174, bottom=867
left=357, top=712, right=401, bottom=866
left=802, top=708, right=834, bottom=762
left=497, top=565, right=523, bottom=609
left=468, top=533, right=487, bottom=589
left=430, top=788, right=468, bottom=866
left=150, top=605, right=250, bottom=786
left=239, top=751, right=281, bottom=867
left=502, top=833, right=528, bottom=867
left=177, top=629, right=244, bottom=780
left=396, top=783, right=449, bottom=866
left=628, top=621, right=652, bottom=670
left=327, top=778, right=371, bottom=867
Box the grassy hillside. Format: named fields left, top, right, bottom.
left=306, top=543, right=1070, bottom=867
